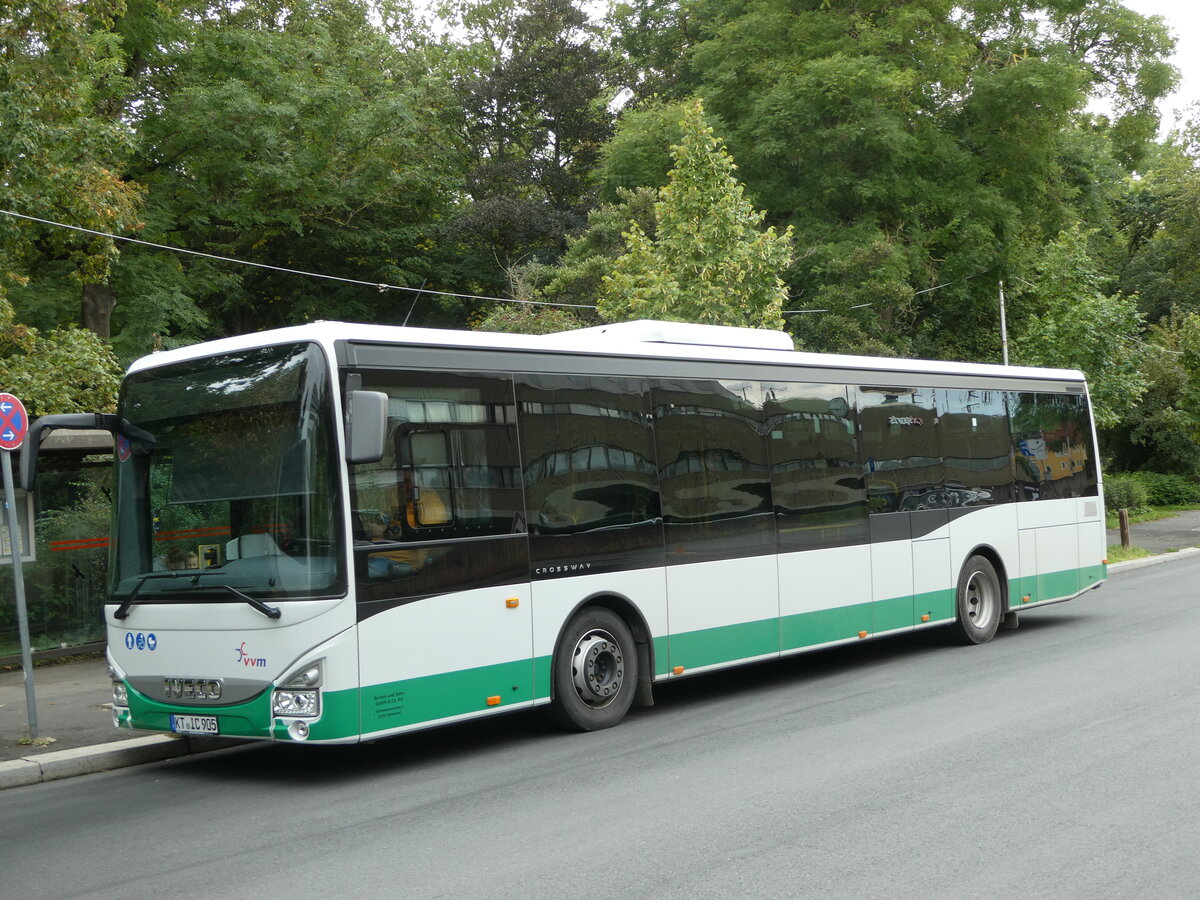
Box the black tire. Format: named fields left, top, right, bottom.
left=951, top=555, right=1003, bottom=645
left=550, top=607, right=638, bottom=732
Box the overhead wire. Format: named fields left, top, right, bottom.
left=1, top=208, right=987, bottom=319
left=0, top=208, right=598, bottom=310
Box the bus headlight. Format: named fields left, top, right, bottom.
left=273, top=689, right=319, bottom=717
left=112, top=681, right=129, bottom=707
left=272, top=660, right=323, bottom=718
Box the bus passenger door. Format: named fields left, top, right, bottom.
left=859, top=385, right=941, bottom=635
left=655, top=380, right=779, bottom=672
left=348, top=370, right=536, bottom=734
left=765, top=382, right=871, bottom=652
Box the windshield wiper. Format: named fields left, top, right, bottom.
left=114, top=572, right=191, bottom=620
left=114, top=572, right=282, bottom=620
left=206, top=583, right=282, bottom=620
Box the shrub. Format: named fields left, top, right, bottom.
left=1104, top=473, right=1148, bottom=511
left=1129, top=471, right=1200, bottom=506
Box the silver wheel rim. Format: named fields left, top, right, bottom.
left=570, top=628, right=625, bottom=709
left=965, top=570, right=998, bottom=632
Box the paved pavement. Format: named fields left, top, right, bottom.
left=0, top=654, right=233, bottom=788
left=1106, top=507, right=1200, bottom=555
left=0, top=654, right=113, bottom=761
left=4, top=512, right=1200, bottom=790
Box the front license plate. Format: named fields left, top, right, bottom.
left=170, top=714, right=219, bottom=735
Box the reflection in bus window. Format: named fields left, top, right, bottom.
left=1009, top=392, right=1098, bottom=500
left=654, top=380, right=773, bottom=562
left=858, top=386, right=942, bottom=513
left=764, top=382, right=867, bottom=549
left=347, top=371, right=526, bottom=596
left=938, top=389, right=1015, bottom=506
left=517, top=375, right=662, bottom=574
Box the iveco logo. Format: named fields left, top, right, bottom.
left=163, top=678, right=223, bottom=701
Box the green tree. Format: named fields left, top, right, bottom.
left=473, top=300, right=589, bottom=335
left=1010, top=227, right=1146, bottom=428
left=442, top=0, right=620, bottom=288
left=1113, top=135, right=1200, bottom=323
left=596, top=100, right=690, bottom=201
left=111, top=0, right=463, bottom=347
left=539, top=186, right=657, bottom=307
left=0, top=301, right=122, bottom=415
left=0, top=0, right=143, bottom=326
left=599, top=101, right=793, bottom=329
left=604, top=0, right=1176, bottom=360
left=1105, top=309, right=1200, bottom=476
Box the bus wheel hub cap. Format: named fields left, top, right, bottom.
left=571, top=630, right=624, bottom=707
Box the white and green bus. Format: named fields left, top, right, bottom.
left=25, top=319, right=1107, bottom=741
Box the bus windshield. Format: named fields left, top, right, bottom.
left=109, top=342, right=345, bottom=603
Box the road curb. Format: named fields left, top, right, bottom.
left=0, top=733, right=240, bottom=790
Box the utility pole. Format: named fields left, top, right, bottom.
left=999, top=279, right=1010, bottom=365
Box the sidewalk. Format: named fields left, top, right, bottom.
left=1105, top=507, right=1200, bottom=555
left=4, top=527, right=1200, bottom=790
left=0, top=654, right=234, bottom=788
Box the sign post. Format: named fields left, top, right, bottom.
left=0, top=392, right=36, bottom=739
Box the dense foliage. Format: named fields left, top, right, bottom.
left=1, top=0, right=1198, bottom=470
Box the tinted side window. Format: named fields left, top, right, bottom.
left=517, top=375, right=662, bottom=575
left=1009, top=391, right=1098, bottom=500
left=858, top=386, right=942, bottom=512
left=654, top=380, right=774, bottom=562
left=764, top=382, right=867, bottom=550
left=938, top=389, right=1016, bottom=506
left=348, top=371, right=526, bottom=603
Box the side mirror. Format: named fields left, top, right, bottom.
left=19, top=413, right=156, bottom=491
left=345, top=391, right=388, bottom=464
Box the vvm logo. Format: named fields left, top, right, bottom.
left=235, top=641, right=267, bottom=668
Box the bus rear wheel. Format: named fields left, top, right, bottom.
left=550, top=607, right=638, bottom=732
left=952, top=555, right=1003, bottom=645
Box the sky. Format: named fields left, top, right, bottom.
left=1123, top=1, right=1200, bottom=130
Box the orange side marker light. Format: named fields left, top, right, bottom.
left=858, top=631, right=868, bottom=639
left=1022, top=595, right=1031, bottom=604
left=486, top=696, right=502, bottom=707
left=673, top=665, right=684, bottom=675
left=505, top=597, right=520, bottom=608
left=920, top=614, right=930, bottom=623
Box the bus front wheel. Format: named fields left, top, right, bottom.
left=952, top=555, right=1002, bottom=645
left=550, top=607, right=638, bottom=732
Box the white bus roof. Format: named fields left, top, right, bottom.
left=127, top=319, right=1087, bottom=384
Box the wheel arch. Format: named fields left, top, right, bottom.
left=551, top=591, right=655, bottom=707
left=959, top=544, right=1010, bottom=611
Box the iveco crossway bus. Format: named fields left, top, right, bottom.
left=23, top=320, right=1106, bottom=743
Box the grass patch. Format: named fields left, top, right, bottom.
left=1106, top=544, right=1152, bottom=563
left=0, top=649, right=104, bottom=672
left=1105, top=503, right=1200, bottom=530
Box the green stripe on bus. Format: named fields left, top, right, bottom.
left=668, top=617, right=779, bottom=670
left=359, top=658, right=536, bottom=734
left=780, top=602, right=869, bottom=650
left=301, top=688, right=360, bottom=741
left=654, top=635, right=670, bottom=676
left=1009, top=562, right=1106, bottom=609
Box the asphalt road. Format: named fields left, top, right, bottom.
left=3, top=561, right=1199, bottom=900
